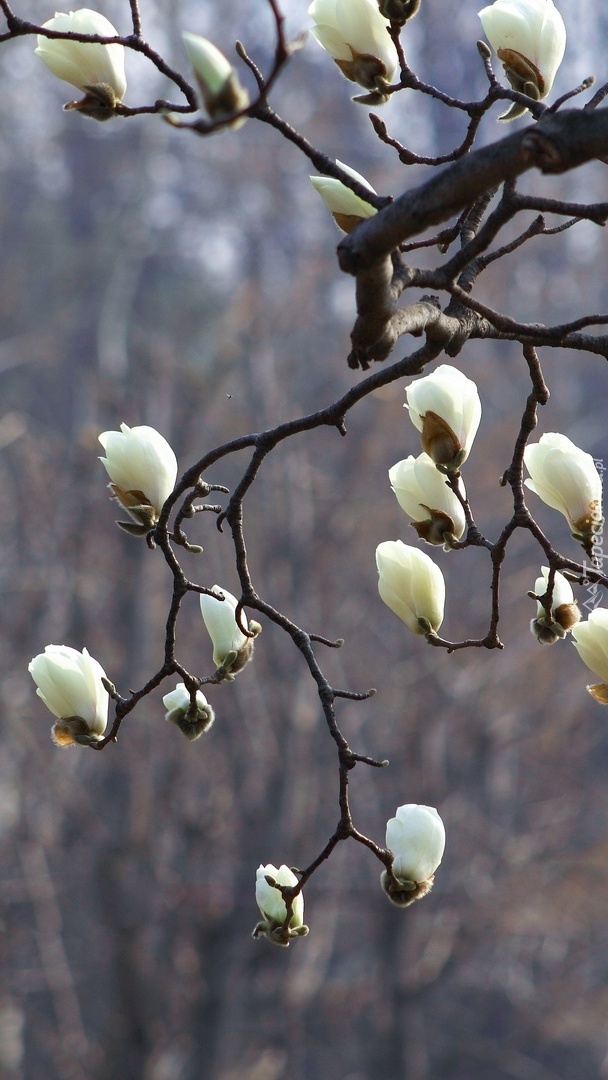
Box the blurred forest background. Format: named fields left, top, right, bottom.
left=2, top=1, right=608, bottom=1077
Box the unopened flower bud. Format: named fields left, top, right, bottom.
left=310, top=160, right=377, bottom=233
left=35, top=9, right=127, bottom=120
left=405, top=365, right=481, bottom=472
left=478, top=0, right=566, bottom=120
left=529, top=566, right=580, bottom=645
left=182, top=33, right=249, bottom=127
left=308, top=0, right=398, bottom=103
left=98, top=422, right=178, bottom=536
left=162, top=682, right=215, bottom=741
left=200, top=587, right=261, bottom=678
left=29, top=645, right=109, bottom=746
left=572, top=609, right=608, bottom=704
left=253, top=863, right=309, bottom=946
left=376, top=541, right=445, bottom=637
left=523, top=433, right=603, bottom=557
left=389, top=453, right=466, bottom=549
left=382, top=803, right=446, bottom=907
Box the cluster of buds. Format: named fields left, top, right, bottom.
left=376, top=364, right=481, bottom=639
left=31, top=421, right=264, bottom=747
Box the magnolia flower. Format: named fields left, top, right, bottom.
left=382, top=804, right=446, bottom=907
left=478, top=0, right=566, bottom=119
left=310, top=160, right=377, bottom=234
left=308, top=0, right=398, bottom=103
left=253, top=863, right=309, bottom=946
left=389, top=453, right=466, bottom=548
left=98, top=422, right=178, bottom=536
left=523, top=433, right=603, bottom=554
left=405, top=364, right=482, bottom=471
left=162, top=682, right=215, bottom=741
left=529, top=566, right=580, bottom=645
left=200, top=586, right=262, bottom=678
left=572, top=609, right=608, bottom=705
left=376, top=541, right=445, bottom=637
left=182, top=32, right=249, bottom=127
left=35, top=9, right=127, bottom=120
left=28, top=644, right=109, bottom=746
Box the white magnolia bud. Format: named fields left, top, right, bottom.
left=28, top=645, right=109, bottom=746
left=35, top=9, right=127, bottom=120
left=376, top=541, right=445, bottom=637
left=523, top=433, right=603, bottom=553
left=530, top=566, right=580, bottom=645
left=200, top=586, right=261, bottom=677
left=308, top=0, right=398, bottom=102
left=182, top=32, right=249, bottom=126
left=98, top=422, right=178, bottom=535
left=478, top=0, right=566, bottom=114
left=405, top=364, right=482, bottom=471
left=310, top=160, right=377, bottom=233
left=572, top=609, right=608, bottom=705
left=389, top=453, right=466, bottom=548
left=162, top=682, right=215, bottom=741
left=382, top=804, right=446, bottom=907
left=253, top=863, right=308, bottom=946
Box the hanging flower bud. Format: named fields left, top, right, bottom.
left=381, top=804, right=446, bottom=907
left=310, top=160, right=378, bottom=234
left=28, top=645, right=109, bottom=746
left=572, top=609, right=608, bottom=704
left=35, top=9, right=127, bottom=120
left=405, top=364, right=482, bottom=472
left=523, top=433, right=603, bottom=556
left=308, top=0, right=398, bottom=105
left=376, top=541, right=445, bottom=637
left=200, top=587, right=262, bottom=679
left=182, top=32, right=249, bottom=127
left=478, top=0, right=566, bottom=120
left=529, top=566, right=580, bottom=645
left=253, top=863, right=309, bottom=946
left=162, top=683, right=215, bottom=741
left=98, top=423, right=178, bottom=536
left=389, top=453, right=466, bottom=549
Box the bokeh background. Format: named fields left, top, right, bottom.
left=2, top=1, right=608, bottom=1077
